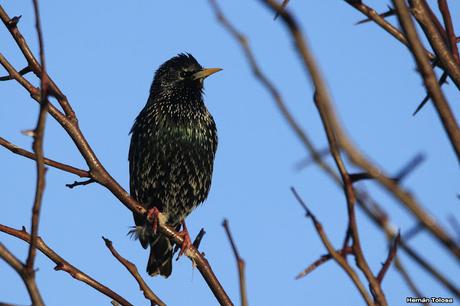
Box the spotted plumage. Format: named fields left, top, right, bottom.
left=129, top=53, right=220, bottom=277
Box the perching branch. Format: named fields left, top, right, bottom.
left=0, top=4, right=233, bottom=306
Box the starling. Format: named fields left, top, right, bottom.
left=129, top=53, right=220, bottom=277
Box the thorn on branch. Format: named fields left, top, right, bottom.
left=66, top=178, right=95, bottom=189
left=7, top=15, right=21, bottom=28
left=0, top=65, right=31, bottom=81
left=295, top=147, right=331, bottom=171
left=403, top=223, right=424, bottom=241
left=393, top=153, right=425, bottom=183
left=290, top=187, right=312, bottom=218
left=413, top=72, right=448, bottom=116
left=356, top=5, right=395, bottom=25
left=273, top=0, right=289, bottom=20
left=193, top=228, right=206, bottom=249
left=349, top=172, right=374, bottom=183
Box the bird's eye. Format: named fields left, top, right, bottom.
left=180, top=71, right=188, bottom=78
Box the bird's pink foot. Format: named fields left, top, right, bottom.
left=147, top=207, right=161, bottom=234
left=177, top=221, right=192, bottom=257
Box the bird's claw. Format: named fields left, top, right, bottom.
left=147, top=207, right=160, bottom=234
left=177, top=222, right=192, bottom=258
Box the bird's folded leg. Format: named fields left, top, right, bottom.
left=177, top=221, right=192, bottom=257
left=147, top=207, right=161, bottom=234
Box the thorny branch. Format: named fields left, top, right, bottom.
left=209, top=0, right=459, bottom=301
left=393, top=0, right=460, bottom=164
left=265, top=0, right=460, bottom=263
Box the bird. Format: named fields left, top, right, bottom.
left=128, top=53, right=221, bottom=277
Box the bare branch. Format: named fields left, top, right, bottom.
left=222, top=219, right=248, bottom=306
left=295, top=247, right=353, bottom=280
left=26, top=0, right=49, bottom=275
left=102, top=237, right=165, bottom=306
left=0, top=136, right=90, bottom=178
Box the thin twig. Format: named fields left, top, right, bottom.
left=0, top=224, right=133, bottom=306
left=66, top=178, right=96, bottom=189
left=0, top=243, right=44, bottom=306
left=0, top=65, right=31, bottom=81
left=102, top=237, right=165, bottom=306
left=26, top=0, right=49, bottom=275
left=222, top=219, right=248, bottom=306
left=0, top=136, right=89, bottom=178
left=290, top=188, right=373, bottom=306
left=376, top=233, right=400, bottom=283
left=295, top=247, right=353, bottom=279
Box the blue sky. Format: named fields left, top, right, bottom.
left=1, top=1, right=459, bottom=305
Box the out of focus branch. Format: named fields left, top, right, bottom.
left=0, top=243, right=44, bottom=306
left=0, top=225, right=133, bottom=306
left=222, top=219, right=248, bottom=306
left=209, top=0, right=459, bottom=298
left=102, top=237, right=165, bottom=306
left=394, top=0, right=460, bottom=162
left=265, top=0, right=460, bottom=262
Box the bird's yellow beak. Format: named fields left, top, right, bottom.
left=192, top=68, right=222, bottom=80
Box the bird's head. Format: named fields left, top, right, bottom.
left=150, top=53, right=221, bottom=98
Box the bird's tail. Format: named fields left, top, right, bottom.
left=147, top=234, right=174, bottom=277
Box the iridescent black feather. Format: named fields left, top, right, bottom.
left=129, top=54, right=218, bottom=277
